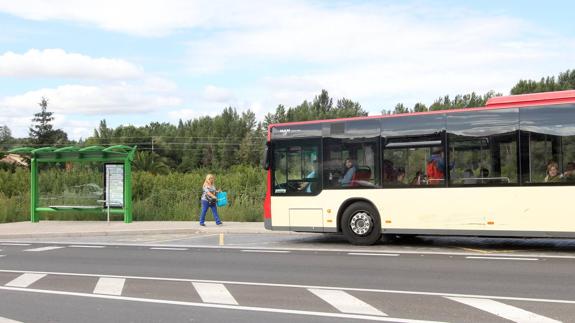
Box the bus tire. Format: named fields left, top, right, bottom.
left=341, top=202, right=381, bottom=245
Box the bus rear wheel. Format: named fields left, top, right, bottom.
left=341, top=202, right=381, bottom=245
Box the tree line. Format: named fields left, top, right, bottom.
left=1, top=69, right=574, bottom=172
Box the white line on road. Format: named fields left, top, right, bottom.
left=466, top=256, right=538, bottom=261
left=149, top=247, right=188, bottom=251
left=0, top=315, right=23, bottom=323
left=0, top=255, right=5, bottom=258
left=93, top=277, right=125, bottom=295
left=309, top=289, right=387, bottom=316
left=0, top=243, right=30, bottom=246
left=5, top=273, right=46, bottom=288
left=241, top=250, right=290, bottom=254
left=446, top=297, right=561, bottom=323
left=348, top=253, right=399, bottom=257
left=0, top=269, right=573, bottom=305
left=69, top=245, right=105, bottom=248
left=193, top=282, right=238, bottom=305
left=4, top=240, right=575, bottom=259
left=23, top=246, right=65, bottom=252
left=0, top=286, right=443, bottom=323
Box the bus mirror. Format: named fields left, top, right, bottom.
left=262, top=142, right=271, bottom=170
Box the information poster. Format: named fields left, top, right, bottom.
left=104, top=164, right=124, bottom=208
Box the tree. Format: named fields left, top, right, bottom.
left=412, top=103, right=428, bottom=113
left=393, top=103, right=410, bottom=114
left=29, top=97, right=55, bottom=145
left=132, top=151, right=170, bottom=175
left=0, top=125, right=11, bottom=143
left=511, top=69, right=575, bottom=94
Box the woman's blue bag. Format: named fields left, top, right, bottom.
left=216, top=191, right=228, bottom=207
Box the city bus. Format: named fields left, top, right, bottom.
left=263, top=90, right=575, bottom=245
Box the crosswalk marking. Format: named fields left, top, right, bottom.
left=5, top=273, right=47, bottom=288
left=446, top=297, right=561, bottom=323
left=23, top=246, right=65, bottom=252
left=192, top=282, right=238, bottom=305
left=69, top=245, right=105, bottom=248
left=308, top=288, right=387, bottom=316
left=93, top=277, right=125, bottom=295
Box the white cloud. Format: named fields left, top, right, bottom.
left=0, top=83, right=182, bottom=117
left=202, top=85, right=234, bottom=103
left=0, top=82, right=183, bottom=138
left=0, top=49, right=143, bottom=79
left=0, top=0, right=297, bottom=37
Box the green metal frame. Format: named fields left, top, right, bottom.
left=8, top=145, right=136, bottom=223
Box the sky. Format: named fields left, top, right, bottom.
left=0, top=0, right=574, bottom=139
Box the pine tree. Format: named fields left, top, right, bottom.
left=29, top=97, right=55, bottom=145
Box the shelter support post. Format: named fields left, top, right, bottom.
left=124, top=158, right=132, bottom=223
left=30, top=158, right=39, bottom=223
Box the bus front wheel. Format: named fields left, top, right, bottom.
left=341, top=202, right=381, bottom=245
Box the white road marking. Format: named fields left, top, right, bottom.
left=23, top=246, right=65, bottom=252
left=0, top=286, right=444, bottom=323
left=466, top=256, right=538, bottom=261
left=0, top=269, right=573, bottom=305
left=0, top=243, right=30, bottom=246
left=193, top=282, right=238, bottom=305
left=149, top=247, right=188, bottom=251
left=68, top=245, right=105, bottom=248
left=241, top=250, right=290, bottom=254
left=447, top=297, right=561, bottom=323
left=0, top=255, right=5, bottom=258
left=93, top=277, right=125, bottom=295
left=0, top=315, right=23, bottom=323
left=309, top=289, right=387, bottom=316
left=5, top=273, right=46, bottom=288
left=348, top=253, right=399, bottom=257
left=3, top=240, right=575, bottom=259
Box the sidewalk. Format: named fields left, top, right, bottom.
left=0, top=221, right=271, bottom=239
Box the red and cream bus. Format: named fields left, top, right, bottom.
left=263, top=90, right=575, bottom=245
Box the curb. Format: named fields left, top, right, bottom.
left=0, top=228, right=296, bottom=239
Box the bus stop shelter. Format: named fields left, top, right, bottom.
left=8, top=145, right=136, bottom=223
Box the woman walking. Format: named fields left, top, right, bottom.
left=199, top=174, right=222, bottom=226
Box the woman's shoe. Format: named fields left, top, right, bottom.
left=216, top=222, right=223, bottom=226
left=199, top=223, right=205, bottom=226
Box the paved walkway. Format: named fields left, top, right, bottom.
left=0, top=221, right=269, bottom=239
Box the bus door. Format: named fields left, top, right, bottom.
left=272, top=139, right=323, bottom=231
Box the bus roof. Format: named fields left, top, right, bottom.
left=268, top=90, right=575, bottom=131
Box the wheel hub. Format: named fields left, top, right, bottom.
left=350, top=211, right=372, bottom=235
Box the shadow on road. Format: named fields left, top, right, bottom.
left=285, top=233, right=575, bottom=253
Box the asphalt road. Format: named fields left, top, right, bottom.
left=0, top=236, right=573, bottom=322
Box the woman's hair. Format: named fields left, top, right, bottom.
left=547, top=161, right=559, bottom=174
left=203, top=174, right=215, bottom=187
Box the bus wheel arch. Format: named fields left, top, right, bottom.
left=338, top=199, right=382, bottom=245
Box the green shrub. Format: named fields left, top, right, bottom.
left=0, top=166, right=266, bottom=223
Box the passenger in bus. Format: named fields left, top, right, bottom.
left=426, top=147, right=446, bottom=185
left=544, top=161, right=562, bottom=183
left=410, top=170, right=425, bottom=185
left=563, top=162, right=575, bottom=181
left=382, top=159, right=396, bottom=184
left=301, top=158, right=319, bottom=192
left=339, top=159, right=356, bottom=187
left=396, top=167, right=406, bottom=185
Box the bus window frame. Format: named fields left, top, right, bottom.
left=381, top=132, right=447, bottom=189
left=270, top=138, right=323, bottom=197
